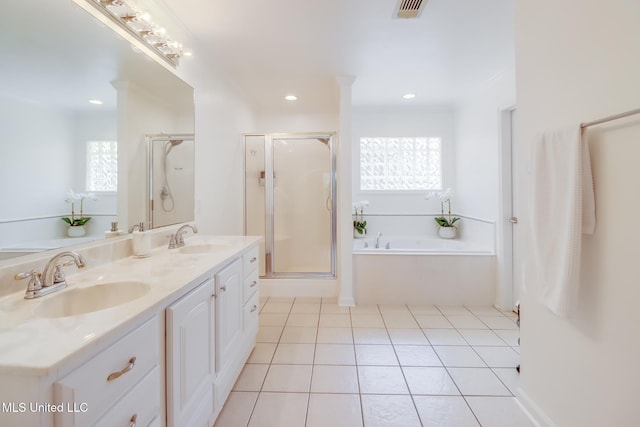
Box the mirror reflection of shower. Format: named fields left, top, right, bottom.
left=161, top=139, right=184, bottom=212
left=148, top=134, right=195, bottom=229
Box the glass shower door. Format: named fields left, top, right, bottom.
left=244, top=133, right=336, bottom=278
left=272, top=136, right=334, bottom=275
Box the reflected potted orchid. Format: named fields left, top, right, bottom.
left=352, top=200, right=369, bottom=238
left=434, top=188, right=460, bottom=239
left=62, top=190, right=97, bottom=237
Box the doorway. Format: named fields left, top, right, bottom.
left=499, top=108, right=520, bottom=310
left=244, top=133, right=336, bottom=279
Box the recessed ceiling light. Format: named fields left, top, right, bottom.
left=402, top=93, right=416, bottom=99
left=285, top=95, right=298, bottom=101
left=88, top=99, right=103, bottom=105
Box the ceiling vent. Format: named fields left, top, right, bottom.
left=395, top=0, right=428, bottom=19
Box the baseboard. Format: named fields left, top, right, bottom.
left=338, top=296, right=355, bottom=307
left=259, top=279, right=337, bottom=298
left=517, top=387, right=556, bottom=427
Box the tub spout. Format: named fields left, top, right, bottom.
left=375, top=232, right=383, bottom=248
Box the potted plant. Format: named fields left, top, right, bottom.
left=62, top=190, right=97, bottom=237
left=434, top=188, right=460, bottom=239
left=353, top=200, right=369, bottom=238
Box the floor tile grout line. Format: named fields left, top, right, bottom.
left=381, top=304, right=426, bottom=427
left=246, top=302, right=521, bottom=427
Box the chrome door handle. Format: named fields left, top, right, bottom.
left=509, top=217, right=518, bottom=224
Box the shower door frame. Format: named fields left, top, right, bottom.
left=243, top=132, right=337, bottom=280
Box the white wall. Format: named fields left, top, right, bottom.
left=352, top=106, right=456, bottom=220
left=181, top=65, right=255, bottom=236
left=454, top=72, right=515, bottom=221
left=515, top=1, right=640, bottom=425
left=454, top=71, right=515, bottom=307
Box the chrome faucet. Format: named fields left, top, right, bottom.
left=15, top=251, right=86, bottom=299
left=168, top=224, right=198, bottom=249
left=375, top=232, right=383, bottom=248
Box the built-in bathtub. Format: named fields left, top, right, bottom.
left=353, top=236, right=496, bottom=305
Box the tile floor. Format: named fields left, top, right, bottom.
left=214, top=297, right=534, bottom=427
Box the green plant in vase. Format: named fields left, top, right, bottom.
left=434, top=189, right=460, bottom=236
left=352, top=200, right=369, bottom=237
left=61, top=190, right=97, bottom=227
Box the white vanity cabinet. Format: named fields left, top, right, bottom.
left=54, top=316, right=162, bottom=427
left=0, top=238, right=260, bottom=427
left=166, top=276, right=216, bottom=427
left=213, top=258, right=244, bottom=408
left=166, top=243, right=260, bottom=424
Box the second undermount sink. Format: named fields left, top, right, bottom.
left=179, top=240, right=232, bottom=254
left=36, top=281, right=150, bottom=318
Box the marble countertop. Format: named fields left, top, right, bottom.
left=0, top=235, right=260, bottom=377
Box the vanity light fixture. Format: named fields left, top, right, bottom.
left=285, top=95, right=298, bottom=101
left=86, top=0, right=186, bottom=67
left=88, top=99, right=103, bottom=105
left=402, top=93, right=416, bottom=99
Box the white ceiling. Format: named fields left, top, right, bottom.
left=163, top=0, right=514, bottom=113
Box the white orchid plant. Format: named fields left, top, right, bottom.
left=352, top=200, right=369, bottom=236
left=62, top=190, right=97, bottom=227
left=434, top=188, right=460, bottom=228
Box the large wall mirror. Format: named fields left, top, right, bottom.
left=0, top=0, right=195, bottom=261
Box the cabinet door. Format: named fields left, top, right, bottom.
left=166, top=278, right=216, bottom=427
left=215, top=258, right=243, bottom=373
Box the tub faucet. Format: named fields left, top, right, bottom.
left=375, top=232, right=383, bottom=249
left=15, top=251, right=86, bottom=299
left=168, top=224, right=198, bottom=249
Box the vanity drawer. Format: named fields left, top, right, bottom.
left=93, top=365, right=161, bottom=427
left=244, top=292, right=260, bottom=333
left=242, top=246, right=259, bottom=275
left=243, top=274, right=259, bottom=303
left=55, top=316, right=160, bottom=426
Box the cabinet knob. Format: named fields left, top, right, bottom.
left=129, top=414, right=137, bottom=427
left=250, top=280, right=257, bottom=288
left=107, top=357, right=136, bottom=382
left=250, top=305, right=258, bottom=313
left=220, top=285, right=227, bottom=292
left=250, top=257, right=257, bottom=263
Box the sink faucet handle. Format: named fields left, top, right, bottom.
left=52, top=264, right=66, bottom=285
left=14, top=270, right=43, bottom=293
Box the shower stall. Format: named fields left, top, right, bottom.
left=244, top=133, right=336, bottom=279
left=148, top=134, right=195, bottom=229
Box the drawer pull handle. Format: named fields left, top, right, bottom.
left=129, top=414, right=137, bottom=427
left=250, top=305, right=258, bottom=312
left=250, top=257, right=257, bottom=263
left=107, top=357, right=136, bottom=382
left=250, top=280, right=258, bottom=288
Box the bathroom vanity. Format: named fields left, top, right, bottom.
left=0, top=234, right=260, bottom=426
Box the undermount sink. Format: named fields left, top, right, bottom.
left=179, top=241, right=232, bottom=254
left=36, top=281, right=150, bottom=318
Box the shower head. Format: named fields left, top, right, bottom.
left=165, top=139, right=184, bottom=156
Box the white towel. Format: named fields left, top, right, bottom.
left=525, top=126, right=596, bottom=317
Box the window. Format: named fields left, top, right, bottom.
left=86, top=140, right=117, bottom=192
left=359, top=137, right=442, bottom=191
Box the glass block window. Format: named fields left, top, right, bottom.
left=86, top=140, right=117, bottom=192
left=359, top=137, right=442, bottom=191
